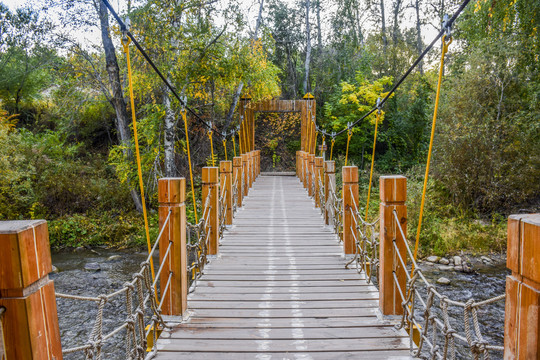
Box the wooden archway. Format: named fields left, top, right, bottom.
left=238, top=94, right=316, bottom=154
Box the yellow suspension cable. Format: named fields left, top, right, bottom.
left=307, top=117, right=312, bottom=154
left=208, top=130, right=215, bottom=166
left=413, top=35, right=452, bottom=264
left=222, top=139, right=228, bottom=160
left=122, top=37, right=155, bottom=282
left=365, top=110, right=382, bottom=220
left=344, top=128, right=353, bottom=166
left=330, top=138, right=335, bottom=161
left=232, top=133, right=237, bottom=157
left=242, top=118, right=248, bottom=154
left=320, top=135, right=325, bottom=157
left=181, top=110, right=198, bottom=224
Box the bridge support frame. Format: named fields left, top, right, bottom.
left=342, top=166, right=359, bottom=255
left=379, top=175, right=407, bottom=316
left=233, top=157, right=243, bottom=208
left=220, top=161, right=233, bottom=225
left=158, top=178, right=188, bottom=316
left=504, top=213, right=540, bottom=359
left=314, top=157, right=324, bottom=208
left=0, top=220, right=63, bottom=359
left=302, top=152, right=308, bottom=189
left=324, top=161, right=335, bottom=225
left=203, top=167, right=220, bottom=255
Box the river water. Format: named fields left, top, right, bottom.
left=51, top=250, right=507, bottom=359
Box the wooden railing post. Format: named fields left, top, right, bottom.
left=158, top=178, right=187, bottom=316
left=249, top=151, right=255, bottom=187
left=0, top=220, right=63, bottom=359
left=296, top=151, right=301, bottom=178
left=256, top=150, right=261, bottom=177
left=302, top=151, right=308, bottom=189
left=314, top=157, right=324, bottom=208
left=342, top=166, right=359, bottom=255
left=233, top=156, right=243, bottom=208
left=324, top=161, right=335, bottom=225
left=379, top=175, right=407, bottom=315
left=241, top=154, right=249, bottom=197
left=307, top=154, right=315, bottom=197
left=202, top=167, right=219, bottom=255
left=219, top=161, right=233, bottom=225
left=504, top=214, right=540, bottom=359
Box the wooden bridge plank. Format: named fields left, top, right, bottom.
left=155, top=176, right=412, bottom=359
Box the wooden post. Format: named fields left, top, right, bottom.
left=307, top=154, right=315, bottom=197
left=379, top=175, right=407, bottom=315
left=302, top=152, right=308, bottom=189
left=324, top=161, right=336, bottom=225
left=342, top=166, right=359, bottom=255
left=202, top=167, right=219, bottom=255
left=0, top=220, right=63, bottom=359
left=256, top=150, right=261, bottom=177
left=233, top=156, right=243, bottom=208
left=241, top=154, right=249, bottom=197
left=249, top=151, right=255, bottom=187
left=296, top=151, right=301, bottom=178
left=158, top=178, right=187, bottom=316
left=219, top=161, right=233, bottom=225
left=314, top=157, right=324, bottom=208
left=504, top=214, right=540, bottom=359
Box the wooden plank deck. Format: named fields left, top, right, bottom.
left=155, top=176, right=412, bottom=359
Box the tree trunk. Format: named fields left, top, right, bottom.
left=380, top=0, right=388, bottom=61
left=303, top=0, right=312, bottom=94
left=224, top=82, right=243, bottom=132
left=163, top=87, right=176, bottom=177
left=316, top=0, right=322, bottom=51
left=254, top=0, right=264, bottom=39
left=98, top=1, right=143, bottom=212
left=415, top=0, right=424, bottom=74
left=392, top=0, right=403, bottom=44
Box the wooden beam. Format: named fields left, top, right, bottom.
left=342, top=167, right=359, bottom=255
left=202, top=167, right=220, bottom=256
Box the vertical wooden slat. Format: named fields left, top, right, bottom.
left=158, top=178, right=187, bottom=316
left=0, top=220, right=63, bottom=360
left=220, top=161, right=233, bottom=225
left=202, top=167, right=219, bottom=255
left=324, top=161, right=336, bottom=225
left=504, top=214, right=540, bottom=359
left=342, top=167, right=359, bottom=255
left=379, top=175, right=407, bottom=315
left=233, top=156, right=243, bottom=208
left=314, top=157, right=324, bottom=207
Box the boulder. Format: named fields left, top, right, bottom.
left=84, top=262, right=101, bottom=272
left=453, top=256, right=462, bottom=266
left=439, top=257, right=450, bottom=265
left=437, top=277, right=451, bottom=285
left=426, top=256, right=440, bottom=263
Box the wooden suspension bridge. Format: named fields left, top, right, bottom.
left=0, top=98, right=538, bottom=360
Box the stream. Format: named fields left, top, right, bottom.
left=51, top=249, right=508, bottom=359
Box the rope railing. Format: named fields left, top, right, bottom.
left=56, top=210, right=173, bottom=359
left=345, top=201, right=380, bottom=285
left=327, top=180, right=343, bottom=240
left=187, top=191, right=212, bottom=287
left=390, top=210, right=505, bottom=360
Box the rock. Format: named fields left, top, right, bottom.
left=481, top=256, right=492, bottom=263
left=107, top=255, right=121, bottom=261
left=74, top=246, right=85, bottom=253
left=438, top=265, right=455, bottom=271
left=426, top=256, right=440, bottom=263
left=84, top=262, right=101, bottom=272
left=439, top=257, right=450, bottom=265
left=437, top=277, right=451, bottom=285
left=51, top=265, right=59, bottom=274
left=454, top=265, right=463, bottom=271
left=453, top=256, right=462, bottom=266
left=463, top=263, right=473, bottom=273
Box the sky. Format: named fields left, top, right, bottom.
left=2, top=0, right=442, bottom=53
